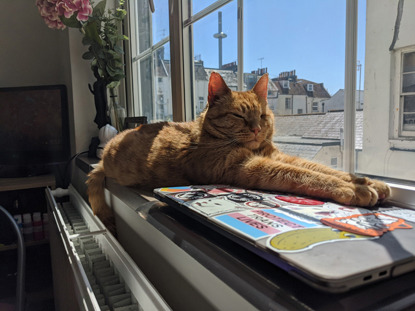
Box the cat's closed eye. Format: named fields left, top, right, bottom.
left=231, top=113, right=244, bottom=119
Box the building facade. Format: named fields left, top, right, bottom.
left=272, top=71, right=331, bottom=115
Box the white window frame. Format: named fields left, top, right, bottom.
left=285, top=97, right=292, bottom=109
left=392, top=46, right=415, bottom=139
left=282, top=80, right=290, bottom=89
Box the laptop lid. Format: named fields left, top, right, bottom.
left=153, top=185, right=415, bottom=293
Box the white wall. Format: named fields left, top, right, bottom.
left=358, top=0, right=415, bottom=180
left=68, top=29, right=98, bottom=153
left=0, top=0, right=99, bottom=154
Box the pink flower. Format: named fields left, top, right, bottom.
left=56, top=0, right=78, bottom=19
left=36, top=0, right=66, bottom=29
left=75, top=0, right=93, bottom=22
left=56, top=0, right=92, bottom=22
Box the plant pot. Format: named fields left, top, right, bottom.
left=90, top=79, right=111, bottom=129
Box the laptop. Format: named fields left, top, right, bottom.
left=153, top=185, right=415, bottom=293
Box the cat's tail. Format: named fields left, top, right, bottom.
left=86, top=162, right=116, bottom=235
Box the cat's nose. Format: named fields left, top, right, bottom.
left=251, top=126, right=261, bottom=135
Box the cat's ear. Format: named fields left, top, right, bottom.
left=208, top=72, right=231, bottom=104
left=252, top=73, right=269, bottom=102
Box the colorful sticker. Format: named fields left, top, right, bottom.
left=267, top=227, right=374, bottom=252
left=213, top=209, right=318, bottom=241
left=186, top=197, right=250, bottom=217
left=173, top=191, right=211, bottom=202
left=275, top=195, right=325, bottom=206
left=224, top=193, right=264, bottom=203
left=206, top=187, right=246, bottom=195
left=280, top=203, right=371, bottom=221
left=158, top=186, right=194, bottom=193
left=321, top=213, right=413, bottom=237
left=244, top=201, right=280, bottom=209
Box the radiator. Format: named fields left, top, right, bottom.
left=45, top=185, right=171, bottom=311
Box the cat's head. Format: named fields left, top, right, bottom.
left=202, top=72, right=274, bottom=150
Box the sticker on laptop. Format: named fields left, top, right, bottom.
left=172, top=191, right=212, bottom=202
left=380, top=208, right=415, bottom=223
left=213, top=209, right=319, bottom=241
left=267, top=227, right=375, bottom=252
left=321, top=213, right=413, bottom=237
left=280, top=203, right=371, bottom=221
left=186, top=197, right=250, bottom=217
left=273, top=195, right=325, bottom=206
left=158, top=186, right=194, bottom=193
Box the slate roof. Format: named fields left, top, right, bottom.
left=272, top=78, right=331, bottom=99
left=204, top=68, right=239, bottom=89
left=275, top=143, right=322, bottom=160
left=324, top=89, right=364, bottom=111
left=274, top=110, right=363, bottom=150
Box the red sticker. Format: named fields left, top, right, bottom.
left=321, top=213, right=412, bottom=237
left=275, top=195, right=324, bottom=206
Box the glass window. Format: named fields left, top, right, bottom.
left=285, top=98, right=291, bottom=109
left=402, top=52, right=415, bottom=133
left=189, top=1, right=238, bottom=118
left=129, top=0, right=171, bottom=123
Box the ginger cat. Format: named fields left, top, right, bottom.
left=87, top=72, right=391, bottom=231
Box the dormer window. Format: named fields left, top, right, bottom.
left=307, top=84, right=314, bottom=92
left=282, top=80, right=290, bottom=89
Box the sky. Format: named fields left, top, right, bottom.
left=153, top=0, right=366, bottom=96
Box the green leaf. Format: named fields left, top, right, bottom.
left=114, top=45, right=124, bottom=54
left=93, top=0, right=107, bottom=17
left=83, top=21, right=103, bottom=46
left=82, top=36, right=94, bottom=46
left=60, top=14, right=82, bottom=28
left=107, top=81, right=120, bottom=89
left=82, top=51, right=94, bottom=60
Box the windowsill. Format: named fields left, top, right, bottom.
left=77, top=154, right=415, bottom=210
left=74, top=154, right=415, bottom=310
left=389, top=139, right=415, bottom=152
left=388, top=182, right=415, bottom=209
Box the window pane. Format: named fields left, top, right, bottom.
left=154, top=44, right=172, bottom=121
left=135, top=44, right=172, bottom=123
left=403, top=113, right=415, bottom=131
left=192, top=0, right=220, bottom=15
left=138, top=55, right=153, bottom=119
left=136, top=0, right=151, bottom=53
left=191, top=1, right=238, bottom=118
left=403, top=51, right=415, bottom=73
left=403, top=96, right=415, bottom=132
left=152, top=0, right=169, bottom=44
left=130, top=0, right=171, bottom=122
left=403, top=95, right=415, bottom=112
left=244, top=0, right=346, bottom=170
left=402, top=73, right=415, bottom=93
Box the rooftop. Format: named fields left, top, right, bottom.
left=274, top=110, right=363, bottom=150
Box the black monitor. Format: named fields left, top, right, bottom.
left=0, top=85, right=71, bottom=178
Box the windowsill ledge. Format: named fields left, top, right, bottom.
left=389, top=139, right=415, bottom=152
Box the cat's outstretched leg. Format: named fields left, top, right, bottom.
left=86, top=162, right=117, bottom=235
left=233, top=155, right=379, bottom=207
left=272, top=153, right=391, bottom=202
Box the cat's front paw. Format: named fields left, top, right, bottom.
left=368, top=179, right=391, bottom=201
left=334, top=184, right=378, bottom=207
left=352, top=184, right=379, bottom=206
